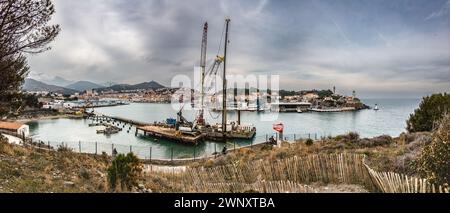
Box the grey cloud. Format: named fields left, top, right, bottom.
left=27, top=0, right=450, bottom=98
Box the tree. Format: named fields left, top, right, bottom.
left=0, top=0, right=60, bottom=116
left=407, top=93, right=450, bottom=132
left=107, top=153, right=143, bottom=191
left=0, top=0, right=60, bottom=58
left=415, top=114, right=449, bottom=186
left=0, top=53, right=28, bottom=115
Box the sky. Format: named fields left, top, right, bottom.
left=27, top=0, right=450, bottom=98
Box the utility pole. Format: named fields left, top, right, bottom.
left=222, top=18, right=231, bottom=140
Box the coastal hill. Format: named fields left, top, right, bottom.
left=43, top=76, right=74, bottom=87
left=22, top=78, right=167, bottom=94
left=22, top=78, right=79, bottom=95
left=66, top=81, right=105, bottom=92
left=97, top=81, right=166, bottom=92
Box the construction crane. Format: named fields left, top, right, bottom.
left=198, top=22, right=208, bottom=126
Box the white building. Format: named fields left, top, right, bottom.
left=0, top=121, right=30, bottom=138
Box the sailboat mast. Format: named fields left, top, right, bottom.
left=222, top=18, right=230, bottom=136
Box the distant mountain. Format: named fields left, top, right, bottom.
left=43, top=76, right=74, bottom=87
left=23, top=78, right=79, bottom=95
left=66, top=81, right=105, bottom=92
left=99, top=81, right=166, bottom=92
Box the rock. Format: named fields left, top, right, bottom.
left=138, top=184, right=145, bottom=189
left=64, top=181, right=75, bottom=187
left=96, top=170, right=105, bottom=178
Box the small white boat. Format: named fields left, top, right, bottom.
left=374, top=104, right=379, bottom=111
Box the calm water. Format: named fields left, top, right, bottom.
left=28, top=98, right=421, bottom=159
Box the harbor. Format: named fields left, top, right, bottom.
left=26, top=98, right=420, bottom=160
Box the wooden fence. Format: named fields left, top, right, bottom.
left=365, top=166, right=449, bottom=193
left=148, top=153, right=448, bottom=193
left=184, top=181, right=316, bottom=193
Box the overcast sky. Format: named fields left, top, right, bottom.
left=28, top=0, right=450, bottom=98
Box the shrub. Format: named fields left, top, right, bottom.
left=358, top=135, right=393, bottom=147
left=57, top=144, right=73, bottom=152
left=305, top=139, right=314, bottom=146
left=407, top=93, right=450, bottom=133
left=414, top=114, right=450, bottom=186
left=347, top=132, right=360, bottom=141
left=107, top=153, right=143, bottom=191
left=335, top=132, right=359, bottom=144
left=79, top=167, right=90, bottom=180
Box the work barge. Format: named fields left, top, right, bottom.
left=136, top=125, right=204, bottom=144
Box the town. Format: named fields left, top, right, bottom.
left=21, top=77, right=369, bottom=115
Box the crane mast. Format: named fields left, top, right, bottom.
left=222, top=18, right=230, bottom=139
left=199, top=22, right=208, bottom=125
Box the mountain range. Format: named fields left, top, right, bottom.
left=22, top=78, right=167, bottom=95
left=23, top=79, right=79, bottom=95
left=65, top=81, right=105, bottom=91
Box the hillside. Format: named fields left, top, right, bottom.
left=22, top=79, right=79, bottom=95
left=66, top=81, right=104, bottom=92
left=43, top=76, right=74, bottom=87
left=99, top=81, right=166, bottom=92
left=0, top=135, right=109, bottom=192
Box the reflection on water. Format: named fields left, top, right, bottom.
left=28, top=99, right=420, bottom=159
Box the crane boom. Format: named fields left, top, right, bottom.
left=199, top=22, right=208, bottom=125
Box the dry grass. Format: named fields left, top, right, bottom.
left=0, top=137, right=110, bottom=193
left=191, top=132, right=433, bottom=179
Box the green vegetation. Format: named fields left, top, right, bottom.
left=0, top=0, right=60, bottom=117
left=107, top=153, right=143, bottom=191
left=317, top=89, right=333, bottom=98
left=407, top=93, right=450, bottom=132
left=305, top=138, right=314, bottom=146
left=415, top=115, right=449, bottom=186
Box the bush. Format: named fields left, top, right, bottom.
left=335, top=132, right=359, bottom=144
left=107, top=153, right=143, bottom=191
left=358, top=135, right=393, bottom=147
left=305, top=139, right=314, bottom=146
left=407, top=93, right=450, bottom=133
left=415, top=115, right=449, bottom=186
left=79, top=167, right=90, bottom=180
left=57, top=144, right=73, bottom=152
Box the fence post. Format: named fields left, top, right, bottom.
left=130, top=145, right=132, bottom=153
left=112, top=143, right=114, bottom=155
left=294, top=134, right=296, bottom=141
left=48, top=141, right=50, bottom=149
left=149, top=147, right=152, bottom=162
left=95, top=142, right=97, bottom=155
left=308, top=133, right=311, bottom=139
left=315, top=133, right=317, bottom=140
left=79, top=141, right=81, bottom=153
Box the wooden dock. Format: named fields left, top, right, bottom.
left=136, top=125, right=204, bottom=145
left=89, top=113, right=152, bottom=126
